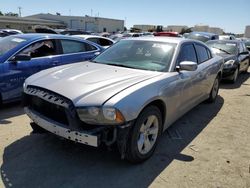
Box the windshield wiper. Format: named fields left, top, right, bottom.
left=212, top=47, right=231, bottom=54
left=106, top=63, right=135, bottom=69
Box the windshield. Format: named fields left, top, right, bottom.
left=92, top=40, right=176, bottom=72
left=0, top=36, right=27, bottom=56
left=245, top=41, right=250, bottom=47
left=207, top=41, right=237, bottom=55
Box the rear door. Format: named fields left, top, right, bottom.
left=194, top=43, right=214, bottom=97
left=58, top=39, right=100, bottom=64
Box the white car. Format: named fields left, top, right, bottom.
left=219, top=35, right=236, bottom=40
left=74, top=35, right=114, bottom=48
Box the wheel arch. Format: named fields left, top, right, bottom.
left=138, top=99, right=167, bottom=130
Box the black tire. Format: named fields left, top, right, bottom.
left=125, top=106, right=162, bottom=163
left=30, top=122, right=48, bottom=134
left=207, top=75, right=220, bottom=103
left=230, top=68, right=239, bottom=83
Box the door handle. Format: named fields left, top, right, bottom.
left=52, top=61, right=59, bottom=66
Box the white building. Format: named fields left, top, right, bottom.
left=26, top=13, right=124, bottom=33
left=245, top=26, right=250, bottom=38
left=0, top=16, right=64, bottom=32
left=133, top=25, right=156, bottom=32
left=192, top=24, right=224, bottom=34
left=164, top=25, right=188, bottom=33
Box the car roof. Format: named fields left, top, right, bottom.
left=122, top=36, right=192, bottom=44
left=190, top=31, right=218, bottom=36
left=10, top=33, right=81, bottom=40
left=74, top=35, right=114, bottom=42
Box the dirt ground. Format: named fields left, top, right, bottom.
left=0, top=72, right=250, bottom=188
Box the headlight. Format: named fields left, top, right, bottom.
left=224, top=60, right=235, bottom=68
left=23, top=82, right=27, bottom=90
left=76, top=107, right=125, bottom=125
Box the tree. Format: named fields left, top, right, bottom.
left=0, top=11, right=3, bottom=16
left=4, top=12, right=18, bottom=17
left=180, top=27, right=193, bottom=34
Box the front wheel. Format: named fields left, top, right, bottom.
left=125, top=106, right=162, bottom=163
left=207, top=76, right=220, bottom=103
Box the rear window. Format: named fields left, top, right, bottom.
left=61, top=40, right=97, bottom=54
left=195, top=44, right=210, bottom=63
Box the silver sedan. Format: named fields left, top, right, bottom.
left=23, top=37, right=223, bottom=163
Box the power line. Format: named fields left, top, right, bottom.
left=18, top=6, right=22, bottom=17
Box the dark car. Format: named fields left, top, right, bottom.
left=0, top=34, right=103, bottom=104
left=34, top=26, right=91, bottom=35
left=245, top=40, right=250, bottom=51
left=207, top=40, right=250, bottom=83
left=187, top=32, right=219, bottom=43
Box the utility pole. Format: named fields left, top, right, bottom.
left=18, top=6, right=22, bottom=17
left=91, top=9, right=93, bottom=17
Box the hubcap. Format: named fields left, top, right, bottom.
left=212, top=78, right=219, bottom=99
left=137, top=115, right=159, bottom=155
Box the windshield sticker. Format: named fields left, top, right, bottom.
left=11, top=38, right=26, bottom=43
left=136, top=48, right=144, bottom=55
left=226, top=43, right=236, bottom=46
left=145, top=51, right=151, bottom=57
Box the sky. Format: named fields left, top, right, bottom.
left=1, top=0, right=250, bottom=34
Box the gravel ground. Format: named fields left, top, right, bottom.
left=0, top=71, right=250, bottom=188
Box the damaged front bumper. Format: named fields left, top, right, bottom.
left=25, top=107, right=100, bottom=147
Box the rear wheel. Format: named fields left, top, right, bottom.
left=125, top=106, right=162, bottom=163
left=207, top=76, right=220, bottom=103
left=30, top=122, right=48, bottom=134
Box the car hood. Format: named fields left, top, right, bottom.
left=215, top=53, right=236, bottom=62
left=25, top=62, right=162, bottom=106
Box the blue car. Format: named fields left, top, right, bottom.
left=0, top=34, right=103, bottom=104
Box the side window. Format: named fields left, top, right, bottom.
left=195, top=44, right=209, bottom=64
left=19, top=40, right=57, bottom=58
left=206, top=48, right=212, bottom=59
left=61, top=40, right=97, bottom=54
left=87, top=38, right=99, bottom=44
left=99, top=38, right=113, bottom=46
left=238, top=43, right=244, bottom=53
left=241, top=43, right=247, bottom=52
left=177, top=44, right=197, bottom=64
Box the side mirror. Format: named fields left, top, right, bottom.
left=239, top=51, right=249, bottom=55
left=10, top=54, right=31, bottom=62
left=176, top=61, right=198, bottom=71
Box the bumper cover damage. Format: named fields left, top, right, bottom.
left=25, top=107, right=99, bottom=147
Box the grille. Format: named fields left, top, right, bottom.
left=24, top=86, right=72, bottom=125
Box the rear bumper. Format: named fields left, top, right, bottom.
left=25, top=107, right=99, bottom=147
